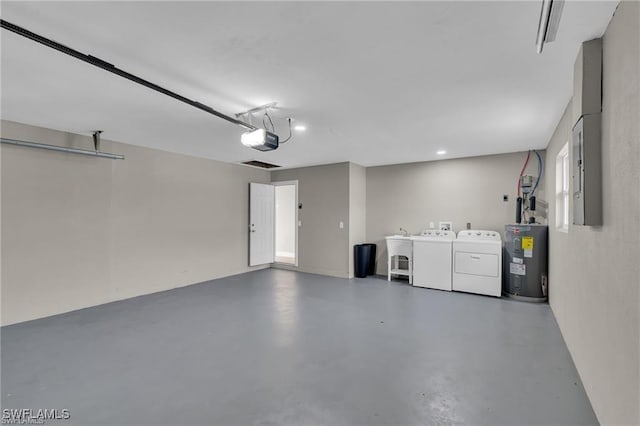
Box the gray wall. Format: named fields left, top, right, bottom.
left=348, top=163, right=367, bottom=278
left=544, top=2, right=639, bottom=424
left=1, top=120, right=270, bottom=325
left=366, top=152, right=544, bottom=274
left=271, top=163, right=350, bottom=278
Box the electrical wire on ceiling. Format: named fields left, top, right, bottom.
left=279, top=118, right=293, bottom=144
left=260, top=111, right=293, bottom=144
left=262, top=111, right=275, bottom=134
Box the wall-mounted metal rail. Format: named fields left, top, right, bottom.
left=1, top=137, right=125, bottom=160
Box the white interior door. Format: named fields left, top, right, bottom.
left=249, top=182, right=275, bottom=266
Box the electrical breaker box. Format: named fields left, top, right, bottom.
left=572, top=38, right=603, bottom=125
left=572, top=113, right=602, bottom=226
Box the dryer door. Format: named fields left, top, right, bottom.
left=455, top=251, right=499, bottom=277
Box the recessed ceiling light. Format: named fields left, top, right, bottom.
left=294, top=125, right=307, bottom=131
left=437, top=150, right=447, bottom=155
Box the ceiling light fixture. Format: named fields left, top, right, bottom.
left=437, top=150, right=447, bottom=155
left=536, top=0, right=565, bottom=54
left=294, top=125, right=307, bottom=131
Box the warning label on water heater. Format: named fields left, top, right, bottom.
left=510, top=263, right=526, bottom=276
left=522, top=236, right=534, bottom=258
left=522, top=237, right=534, bottom=250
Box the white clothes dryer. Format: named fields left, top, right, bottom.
left=452, top=230, right=502, bottom=297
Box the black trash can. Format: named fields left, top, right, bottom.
left=354, top=244, right=371, bottom=278
left=363, top=243, right=377, bottom=275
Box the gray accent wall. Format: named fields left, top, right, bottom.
left=271, top=163, right=351, bottom=278
left=348, top=163, right=367, bottom=278
left=544, top=2, right=640, bottom=424
left=1, top=120, right=270, bottom=325
left=366, top=152, right=545, bottom=275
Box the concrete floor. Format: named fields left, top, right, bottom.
left=1, top=269, right=597, bottom=425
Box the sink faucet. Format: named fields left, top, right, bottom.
left=399, top=227, right=409, bottom=236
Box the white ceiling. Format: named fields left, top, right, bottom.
left=1, top=1, right=618, bottom=168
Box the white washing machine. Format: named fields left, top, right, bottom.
left=453, top=230, right=502, bottom=297
left=412, top=230, right=455, bottom=291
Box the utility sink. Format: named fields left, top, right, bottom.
left=385, top=235, right=413, bottom=284
left=386, top=235, right=412, bottom=240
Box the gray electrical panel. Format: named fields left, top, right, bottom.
left=571, top=37, right=603, bottom=226
left=572, top=114, right=602, bottom=226
left=503, top=225, right=548, bottom=302
left=572, top=38, right=602, bottom=124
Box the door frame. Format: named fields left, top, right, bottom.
left=272, top=180, right=299, bottom=267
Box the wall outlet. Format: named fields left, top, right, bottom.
left=429, top=222, right=435, bottom=229
left=339, top=221, right=344, bottom=229
left=298, top=220, right=302, bottom=227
